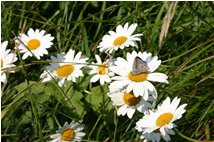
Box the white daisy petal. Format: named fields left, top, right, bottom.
left=117, top=105, right=128, bottom=116
left=105, top=75, right=111, bottom=82
left=50, top=134, right=60, bottom=139
left=50, top=120, right=85, bottom=142
left=109, top=51, right=168, bottom=99
left=143, top=87, right=149, bottom=101
left=162, top=132, right=171, bottom=142
left=75, top=132, right=86, bottom=137
left=109, top=89, right=151, bottom=119
left=127, top=23, right=137, bottom=35
left=1, top=41, right=18, bottom=83
left=16, top=29, right=54, bottom=60
left=117, top=24, right=124, bottom=34
left=95, top=54, right=102, bottom=64
left=73, top=51, right=82, bottom=62
left=160, top=127, right=166, bottom=136
left=1, top=73, right=7, bottom=83
left=90, top=74, right=100, bottom=83
left=124, top=22, right=129, bottom=31
left=147, top=73, right=169, bottom=84
left=148, top=56, right=161, bottom=72
left=109, top=79, right=130, bottom=90
left=173, top=104, right=187, bottom=120
left=143, top=81, right=158, bottom=99
left=88, top=55, right=114, bottom=85
left=143, top=81, right=154, bottom=92
left=22, top=52, right=30, bottom=60
left=126, top=82, right=136, bottom=93
left=110, top=66, right=128, bottom=76
left=136, top=97, right=187, bottom=142
left=133, top=83, right=144, bottom=97
left=98, top=23, right=142, bottom=53
left=109, top=31, right=116, bottom=37
left=109, top=92, right=124, bottom=106
left=167, top=129, right=175, bottom=135
left=127, top=107, right=136, bottom=118
left=40, top=49, right=88, bottom=86
left=100, top=77, right=105, bottom=85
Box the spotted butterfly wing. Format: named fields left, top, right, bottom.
left=132, top=56, right=149, bottom=75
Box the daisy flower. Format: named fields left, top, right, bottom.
left=98, top=23, right=142, bottom=53
left=108, top=89, right=154, bottom=119
left=136, top=127, right=175, bottom=142
left=16, top=28, right=54, bottom=60
left=1, top=41, right=18, bottom=83
left=109, top=51, right=168, bottom=100
left=50, top=121, right=85, bottom=142
left=135, top=97, right=187, bottom=142
left=40, top=49, right=88, bottom=86
left=88, top=54, right=114, bottom=85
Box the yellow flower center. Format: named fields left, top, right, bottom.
left=128, top=72, right=148, bottom=82
left=97, top=64, right=108, bottom=75
left=61, top=128, right=75, bottom=141
left=56, top=64, right=74, bottom=78
left=27, top=39, right=41, bottom=50
left=156, top=112, right=173, bottom=127
left=123, top=92, right=141, bottom=106
left=1, top=59, right=3, bottom=68
left=113, top=36, right=127, bottom=46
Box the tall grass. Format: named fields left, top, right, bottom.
left=1, top=1, right=214, bottom=142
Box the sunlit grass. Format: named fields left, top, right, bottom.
left=1, top=1, right=214, bottom=142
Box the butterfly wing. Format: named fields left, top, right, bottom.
left=132, top=56, right=149, bottom=75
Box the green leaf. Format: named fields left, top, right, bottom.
left=15, top=81, right=43, bottom=93
left=19, top=110, right=32, bottom=125
left=85, top=85, right=111, bottom=113
left=14, top=81, right=50, bottom=103
left=90, top=1, right=98, bottom=7
left=63, top=90, right=86, bottom=118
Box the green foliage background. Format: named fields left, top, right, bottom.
left=1, top=1, right=214, bottom=142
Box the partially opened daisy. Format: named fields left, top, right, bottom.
left=108, top=89, right=154, bottom=119
left=88, top=54, right=114, bottom=85
left=16, top=28, right=54, bottom=60
left=109, top=51, right=168, bottom=100
left=40, top=49, right=88, bottom=86
left=98, top=23, right=142, bottom=53
left=50, top=121, right=85, bottom=142
left=1, top=41, right=18, bottom=83
left=135, top=97, right=187, bottom=142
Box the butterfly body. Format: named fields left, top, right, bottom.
left=132, top=56, right=149, bottom=75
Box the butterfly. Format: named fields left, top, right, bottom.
left=131, top=56, right=149, bottom=75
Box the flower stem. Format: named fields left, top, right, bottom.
left=176, top=130, right=213, bottom=142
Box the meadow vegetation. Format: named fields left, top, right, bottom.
left=1, top=1, right=214, bottom=142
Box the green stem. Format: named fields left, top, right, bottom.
left=113, top=113, right=118, bottom=142
left=177, top=130, right=213, bottom=142
left=87, top=115, right=102, bottom=141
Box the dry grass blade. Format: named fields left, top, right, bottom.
left=159, top=1, right=178, bottom=48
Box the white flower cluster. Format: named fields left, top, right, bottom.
left=96, top=23, right=187, bottom=142
left=1, top=23, right=187, bottom=142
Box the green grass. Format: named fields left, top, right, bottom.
left=1, top=1, right=214, bottom=142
